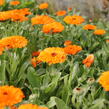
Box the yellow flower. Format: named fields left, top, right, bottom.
left=0, top=86, right=25, bottom=107
left=0, top=36, right=28, bottom=49
left=38, top=47, right=67, bottom=64
left=94, top=29, right=106, bottom=35
left=83, top=24, right=96, bottom=30
left=64, top=45, right=82, bottom=55
left=42, top=22, right=64, bottom=33
left=99, top=71, right=109, bottom=91
left=0, top=0, right=5, bottom=6
left=31, top=15, right=55, bottom=25
left=63, top=15, right=85, bottom=24
left=39, top=3, right=48, bottom=10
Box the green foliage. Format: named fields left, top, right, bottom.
left=0, top=0, right=109, bottom=109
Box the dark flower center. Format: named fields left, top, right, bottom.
left=3, top=92, right=8, bottom=95
left=51, top=52, right=57, bottom=57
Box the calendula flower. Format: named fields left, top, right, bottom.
left=68, top=8, right=72, bottom=11
left=18, top=104, right=48, bottom=109
left=11, top=8, right=31, bottom=22
left=82, top=54, right=94, bottom=67
left=39, top=2, right=48, bottom=10
left=38, top=47, right=67, bottom=65
left=0, top=36, right=28, bottom=49
left=94, top=29, right=106, bottom=35
left=31, top=57, right=42, bottom=67
left=42, top=22, right=64, bottom=33
left=0, top=11, right=11, bottom=21
left=10, top=1, right=20, bottom=5
left=83, top=24, right=96, bottom=30
left=0, top=8, right=31, bottom=22
left=31, top=15, right=55, bottom=25
left=56, top=10, right=66, bottom=16
left=64, top=40, right=72, bottom=46
left=64, top=45, right=82, bottom=55
left=0, top=0, right=5, bottom=5
left=63, top=15, right=85, bottom=24
left=99, top=71, right=109, bottom=91
left=0, top=86, right=25, bottom=107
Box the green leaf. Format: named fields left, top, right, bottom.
left=27, top=67, right=41, bottom=88
left=47, top=97, right=70, bottom=109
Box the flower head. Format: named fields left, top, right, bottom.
left=64, top=45, right=82, bottom=55
left=82, top=54, right=94, bottom=67
left=18, top=104, right=48, bottom=109
left=42, top=22, right=64, bottom=33
left=99, top=71, right=109, bottom=91
left=56, top=10, right=66, bottom=16
left=39, top=3, right=48, bottom=10
left=0, top=36, right=28, bottom=49
left=83, top=24, right=96, bottom=30
left=68, top=8, right=72, bottom=11
left=63, top=15, right=85, bottom=24
left=64, top=40, right=72, bottom=46
left=94, top=29, right=106, bottom=35
left=0, top=0, right=5, bottom=5
left=0, top=8, right=31, bottom=22
left=10, top=1, right=20, bottom=6
left=0, top=86, right=25, bottom=107
left=31, top=15, right=55, bottom=25
left=38, top=47, right=67, bottom=64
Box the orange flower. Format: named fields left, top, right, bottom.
left=0, top=0, right=5, bottom=5
left=10, top=1, right=20, bottom=5
left=42, top=22, right=64, bottom=33
left=0, top=36, right=28, bottom=49
left=0, top=11, right=11, bottom=21
left=99, top=71, right=109, bottom=91
left=11, top=8, right=31, bottom=22
left=56, top=10, right=66, bottom=16
left=18, top=104, right=48, bottom=109
left=63, top=15, right=85, bottom=24
left=82, top=54, right=94, bottom=67
left=38, top=47, right=67, bottom=65
left=32, top=51, right=40, bottom=57
left=68, top=8, right=72, bottom=11
left=0, top=85, right=25, bottom=107
left=31, top=57, right=42, bottom=67
left=83, top=24, right=96, bottom=30
left=39, top=3, right=48, bottom=10
left=31, top=15, right=55, bottom=25
left=94, top=29, right=106, bottom=35
left=64, top=40, right=72, bottom=46
left=0, top=8, right=31, bottom=22
left=64, top=45, right=82, bottom=55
